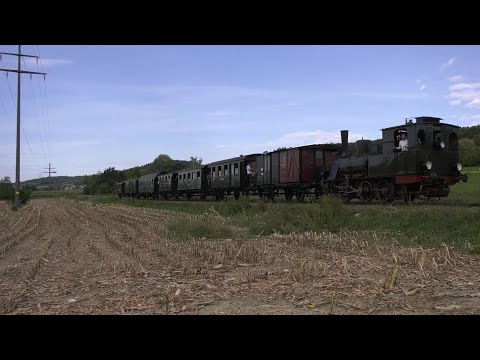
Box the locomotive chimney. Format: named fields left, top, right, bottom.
left=341, top=130, right=349, bottom=157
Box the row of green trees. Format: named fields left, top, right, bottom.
left=458, top=125, right=480, bottom=167
left=83, top=155, right=203, bottom=195
left=0, top=177, right=33, bottom=204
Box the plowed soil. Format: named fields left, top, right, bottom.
left=1, top=199, right=479, bottom=315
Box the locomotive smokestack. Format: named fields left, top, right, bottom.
left=341, top=130, right=349, bottom=157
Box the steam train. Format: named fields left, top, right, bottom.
left=116, top=116, right=468, bottom=202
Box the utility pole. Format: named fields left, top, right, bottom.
left=42, top=162, right=57, bottom=195
left=0, top=45, right=47, bottom=208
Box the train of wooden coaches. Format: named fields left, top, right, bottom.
left=116, top=117, right=469, bottom=203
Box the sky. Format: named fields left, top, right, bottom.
left=1, top=45, right=480, bottom=181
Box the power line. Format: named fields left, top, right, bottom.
left=0, top=45, right=47, bottom=208
left=20, top=123, right=33, bottom=154
left=35, top=46, right=54, bottom=165
left=22, top=56, right=47, bottom=161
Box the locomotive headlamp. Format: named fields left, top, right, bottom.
left=457, top=162, right=463, bottom=171
left=440, top=141, right=445, bottom=149
left=426, top=160, right=433, bottom=170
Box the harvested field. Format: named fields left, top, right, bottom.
left=1, top=199, right=479, bottom=314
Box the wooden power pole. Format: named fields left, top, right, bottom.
left=0, top=45, right=47, bottom=208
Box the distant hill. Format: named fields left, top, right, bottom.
left=22, top=175, right=85, bottom=190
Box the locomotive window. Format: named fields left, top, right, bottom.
left=433, top=131, right=443, bottom=150
left=393, top=129, right=407, bottom=148
left=417, top=130, right=426, bottom=145
left=224, top=165, right=228, bottom=176
left=234, top=163, right=239, bottom=175
left=449, top=132, right=459, bottom=149
left=197, top=171, right=201, bottom=178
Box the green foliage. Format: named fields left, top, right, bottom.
left=167, top=217, right=233, bottom=240
left=447, top=172, right=480, bottom=203
left=83, top=167, right=126, bottom=195
left=85, top=193, right=480, bottom=253
left=190, top=156, right=203, bottom=166
left=459, top=138, right=480, bottom=167
left=0, top=177, right=15, bottom=201
left=0, top=177, right=33, bottom=204
left=20, top=185, right=33, bottom=204
left=126, top=167, right=141, bottom=179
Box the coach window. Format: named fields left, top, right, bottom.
left=449, top=132, right=459, bottom=149
left=218, top=166, right=222, bottom=177
left=212, top=168, right=216, bottom=178
left=234, top=163, right=239, bottom=175
left=188, top=173, right=191, bottom=180
left=197, top=171, right=201, bottom=179
left=224, top=165, right=228, bottom=176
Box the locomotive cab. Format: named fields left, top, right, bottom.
left=372, top=116, right=467, bottom=198
left=326, top=116, right=467, bottom=202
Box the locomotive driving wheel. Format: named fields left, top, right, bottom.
left=358, top=181, right=373, bottom=202
left=376, top=180, right=393, bottom=202
left=339, top=181, right=351, bottom=202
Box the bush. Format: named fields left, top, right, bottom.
left=0, top=177, right=15, bottom=201
left=20, top=185, right=33, bottom=204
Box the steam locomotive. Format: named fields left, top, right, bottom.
left=116, top=116, right=468, bottom=202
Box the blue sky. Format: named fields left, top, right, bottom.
left=1, top=45, right=480, bottom=181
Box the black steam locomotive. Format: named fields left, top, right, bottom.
left=116, top=116, right=468, bottom=202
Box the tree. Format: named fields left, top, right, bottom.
left=190, top=156, right=203, bottom=166
left=473, top=134, right=480, bottom=147
left=83, top=167, right=126, bottom=195
left=459, top=138, right=480, bottom=166
left=0, top=177, right=14, bottom=201
left=152, top=154, right=174, bottom=172
left=126, top=167, right=141, bottom=179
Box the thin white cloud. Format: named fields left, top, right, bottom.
left=416, top=79, right=421, bottom=84
left=440, top=57, right=456, bottom=71
left=450, top=83, right=480, bottom=91
left=258, top=130, right=366, bottom=151
left=448, top=82, right=480, bottom=109
left=448, top=75, right=464, bottom=82
left=420, top=84, right=426, bottom=91
left=466, top=99, right=480, bottom=109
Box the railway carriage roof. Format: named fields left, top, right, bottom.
left=207, top=154, right=262, bottom=167
left=138, top=172, right=163, bottom=180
